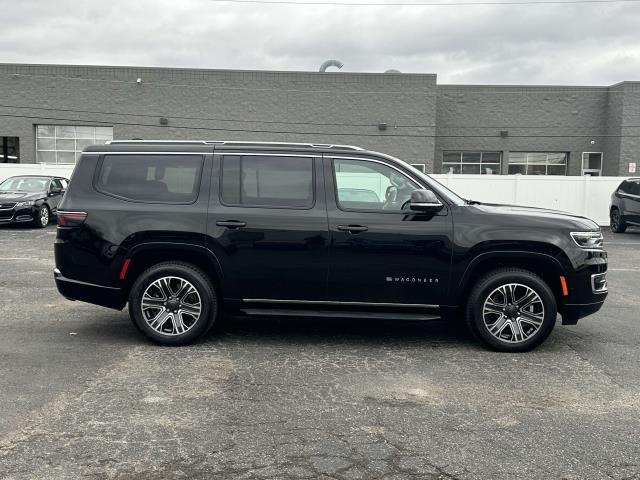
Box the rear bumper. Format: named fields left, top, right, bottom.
left=54, top=268, right=125, bottom=310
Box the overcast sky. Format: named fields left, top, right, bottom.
left=1, top=0, right=638, bottom=85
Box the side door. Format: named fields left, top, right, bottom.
left=206, top=151, right=329, bottom=301
left=626, top=180, right=640, bottom=223
left=325, top=155, right=453, bottom=306
left=48, top=178, right=64, bottom=212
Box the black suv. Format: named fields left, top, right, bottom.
left=610, top=178, right=640, bottom=233
left=54, top=141, right=608, bottom=352
left=0, top=175, right=68, bottom=228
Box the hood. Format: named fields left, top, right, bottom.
left=473, top=202, right=600, bottom=231
left=0, top=191, right=45, bottom=203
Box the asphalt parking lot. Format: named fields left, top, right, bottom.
left=0, top=224, right=639, bottom=480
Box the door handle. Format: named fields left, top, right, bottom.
left=337, top=224, right=368, bottom=234
left=216, top=220, right=247, bottom=229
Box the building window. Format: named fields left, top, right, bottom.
left=410, top=163, right=426, bottom=173
left=581, top=152, right=603, bottom=176
left=36, top=125, right=113, bottom=164
left=1, top=137, right=19, bottom=163
left=508, top=152, right=567, bottom=175
left=442, top=151, right=502, bottom=174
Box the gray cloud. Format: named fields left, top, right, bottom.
left=0, top=0, right=638, bottom=84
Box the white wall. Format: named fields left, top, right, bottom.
left=0, top=164, right=624, bottom=225
left=431, top=174, right=625, bottom=226
left=0, top=164, right=75, bottom=183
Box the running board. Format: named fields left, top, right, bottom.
left=240, top=308, right=441, bottom=321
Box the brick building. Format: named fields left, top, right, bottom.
left=0, top=63, right=638, bottom=176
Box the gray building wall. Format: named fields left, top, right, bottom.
left=435, top=85, right=610, bottom=175
left=615, top=82, right=640, bottom=176
left=0, top=63, right=638, bottom=175
left=0, top=64, right=437, bottom=166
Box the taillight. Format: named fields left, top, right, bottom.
left=57, top=211, right=87, bottom=227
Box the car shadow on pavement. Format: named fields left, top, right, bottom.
left=207, top=314, right=479, bottom=349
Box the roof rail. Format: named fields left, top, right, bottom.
left=105, top=140, right=364, bottom=151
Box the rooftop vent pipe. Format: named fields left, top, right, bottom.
left=385, top=69, right=401, bottom=73
left=319, top=60, right=344, bottom=72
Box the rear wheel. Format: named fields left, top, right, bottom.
left=610, top=208, right=627, bottom=233
left=129, top=262, right=217, bottom=345
left=465, top=268, right=557, bottom=352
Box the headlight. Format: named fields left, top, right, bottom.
left=15, top=200, right=35, bottom=207
left=570, top=231, right=603, bottom=249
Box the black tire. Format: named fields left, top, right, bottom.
left=34, top=205, right=49, bottom=228
left=610, top=207, right=627, bottom=233
left=465, top=268, right=557, bottom=352
left=128, top=262, right=218, bottom=346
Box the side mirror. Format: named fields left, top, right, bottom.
left=409, top=189, right=443, bottom=213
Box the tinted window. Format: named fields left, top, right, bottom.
left=618, top=181, right=631, bottom=194
left=333, top=158, right=420, bottom=211
left=630, top=181, right=640, bottom=196
left=97, top=155, right=203, bottom=203
left=221, top=155, right=314, bottom=208
left=51, top=179, right=63, bottom=190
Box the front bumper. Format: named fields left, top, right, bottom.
left=54, top=268, right=125, bottom=310
left=0, top=206, right=38, bottom=224
left=561, top=299, right=606, bottom=324
left=559, top=251, right=608, bottom=324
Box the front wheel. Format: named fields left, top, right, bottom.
left=465, top=268, right=557, bottom=352
left=610, top=208, right=627, bottom=233
left=129, top=262, right=218, bottom=345
left=34, top=205, right=49, bottom=228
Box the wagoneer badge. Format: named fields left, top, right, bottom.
left=386, top=276, right=439, bottom=284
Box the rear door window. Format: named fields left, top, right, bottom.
left=96, top=154, right=203, bottom=203
left=220, top=155, right=314, bottom=208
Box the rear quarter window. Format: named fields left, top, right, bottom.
left=96, top=154, right=203, bottom=203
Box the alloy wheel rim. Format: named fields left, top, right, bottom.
left=482, top=283, right=545, bottom=344
left=41, top=207, right=48, bottom=226
left=611, top=211, right=619, bottom=230
left=140, top=276, right=202, bottom=336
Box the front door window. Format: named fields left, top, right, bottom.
left=333, top=158, right=420, bottom=212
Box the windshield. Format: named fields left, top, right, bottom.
left=0, top=176, right=50, bottom=193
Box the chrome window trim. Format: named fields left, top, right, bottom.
left=242, top=299, right=439, bottom=309
left=83, top=151, right=209, bottom=155
left=213, top=152, right=320, bottom=158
